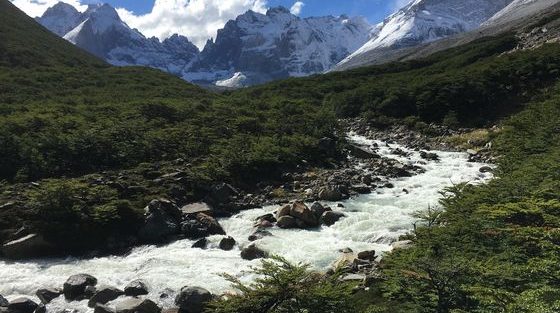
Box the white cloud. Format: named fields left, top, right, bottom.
left=289, top=1, right=304, bottom=16
left=10, top=0, right=87, bottom=18
left=116, top=0, right=269, bottom=49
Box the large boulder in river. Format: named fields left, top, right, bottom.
left=276, top=216, right=297, bottom=229
left=7, top=298, right=38, bottom=313
left=181, top=213, right=225, bottom=239
left=275, top=205, right=291, bottom=219
left=241, top=244, right=268, bottom=260
left=174, top=287, right=212, bottom=313
left=289, top=201, right=319, bottom=227
left=348, top=145, right=379, bottom=159
left=1, top=234, right=56, bottom=259
left=321, top=211, right=346, bottom=226
left=138, top=199, right=182, bottom=243
left=88, top=287, right=124, bottom=308
left=219, top=236, right=236, bottom=251
left=94, top=304, right=115, bottom=313
left=36, top=288, right=61, bottom=304
left=124, top=280, right=149, bottom=297
left=116, top=298, right=160, bottom=313
left=310, top=202, right=328, bottom=219
left=318, top=187, right=345, bottom=201
left=63, top=274, right=98, bottom=301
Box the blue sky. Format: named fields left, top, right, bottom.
left=13, top=0, right=407, bottom=49
left=82, top=0, right=400, bottom=24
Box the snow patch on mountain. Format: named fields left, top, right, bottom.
left=215, top=72, right=249, bottom=88
left=483, top=0, right=559, bottom=27
left=189, top=6, right=372, bottom=85
left=338, top=0, right=514, bottom=69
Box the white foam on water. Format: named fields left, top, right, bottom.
left=0, top=134, right=493, bottom=311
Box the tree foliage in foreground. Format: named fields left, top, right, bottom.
left=210, top=256, right=356, bottom=313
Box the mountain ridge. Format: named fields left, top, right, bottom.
left=36, top=2, right=372, bottom=87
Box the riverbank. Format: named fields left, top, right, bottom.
left=0, top=122, right=493, bottom=313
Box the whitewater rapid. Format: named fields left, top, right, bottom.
left=0, top=134, right=493, bottom=312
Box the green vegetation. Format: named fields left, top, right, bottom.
left=210, top=256, right=357, bottom=313
left=237, top=35, right=560, bottom=127
left=0, top=0, right=339, bottom=248
left=2, top=0, right=560, bottom=311
left=361, top=84, right=560, bottom=313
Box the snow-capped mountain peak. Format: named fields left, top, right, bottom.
left=36, top=2, right=83, bottom=36
left=337, top=0, right=514, bottom=70
left=83, top=3, right=124, bottom=35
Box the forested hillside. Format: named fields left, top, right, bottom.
left=1, top=0, right=560, bottom=311
left=0, top=0, right=339, bottom=251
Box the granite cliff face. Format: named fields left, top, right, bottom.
left=37, top=3, right=371, bottom=87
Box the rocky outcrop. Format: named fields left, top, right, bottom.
left=240, top=244, right=269, bottom=260
left=218, top=237, right=236, bottom=251
left=181, top=213, right=225, bottom=239
left=115, top=299, right=160, bottom=313
left=0, top=295, right=8, bottom=307
left=88, top=287, right=124, bottom=308
left=35, top=288, right=61, bottom=304
left=124, top=281, right=149, bottom=297
left=138, top=199, right=182, bottom=243
left=6, top=298, right=38, bottom=313
left=63, top=274, right=98, bottom=301
left=174, top=287, right=212, bottom=313
left=320, top=211, right=346, bottom=226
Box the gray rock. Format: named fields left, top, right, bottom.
left=94, top=304, right=116, bottom=313
left=174, top=287, right=212, bottom=313
left=276, top=216, right=297, bottom=229
left=34, top=304, right=46, bottom=313
left=248, top=229, right=272, bottom=241
left=351, top=185, right=371, bottom=194
left=391, top=240, right=413, bottom=250
left=191, top=238, right=207, bottom=249
left=310, top=202, right=327, bottom=219
left=357, top=250, right=376, bottom=261
left=138, top=199, right=182, bottom=243
left=275, top=205, right=291, bottom=219
left=240, top=244, right=268, bottom=260
left=115, top=299, right=160, bottom=313
left=318, top=187, right=344, bottom=201
left=289, top=201, right=318, bottom=227
left=321, top=211, right=346, bottom=226
left=0, top=295, right=8, bottom=307
left=219, top=236, right=236, bottom=251
left=63, top=274, right=98, bottom=301
left=479, top=166, right=493, bottom=173
left=36, top=288, right=61, bottom=304
left=180, top=202, right=212, bottom=215
left=420, top=151, right=440, bottom=161
left=348, top=145, right=379, bottom=159
left=205, top=183, right=238, bottom=206
left=181, top=213, right=225, bottom=239
left=88, top=287, right=124, bottom=308
left=1, top=234, right=56, bottom=260
left=7, top=298, right=38, bottom=313
left=124, top=280, right=149, bottom=297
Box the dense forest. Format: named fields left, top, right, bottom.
left=1, top=0, right=560, bottom=311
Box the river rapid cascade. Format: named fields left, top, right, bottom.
left=0, top=133, right=493, bottom=312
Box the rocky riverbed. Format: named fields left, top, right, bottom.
left=0, top=121, right=494, bottom=313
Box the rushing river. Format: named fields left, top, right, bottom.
left=0, top=134, right=493, bottom=312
